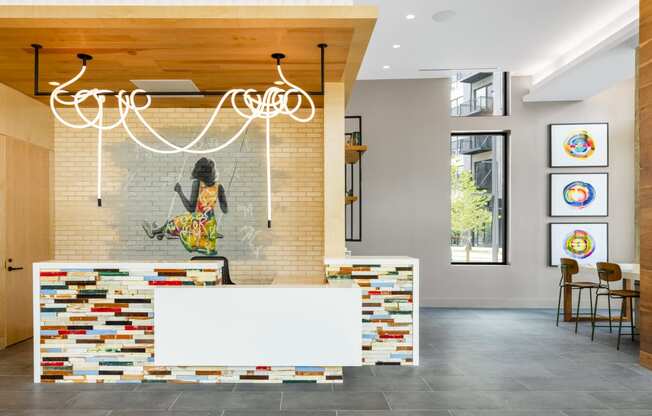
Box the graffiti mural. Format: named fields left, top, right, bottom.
left=142, top=158, right=228, bottom=255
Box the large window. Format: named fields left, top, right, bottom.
left=450, top=71, right=509, bottom=117
left=450, top=132, right=508, bottom=264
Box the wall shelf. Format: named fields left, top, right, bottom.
left=345, top=195, right=358, bottom=205
left=345, top=144, right=368, bottom=164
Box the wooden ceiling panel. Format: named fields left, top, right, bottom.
left=0, top=5, right=377, bottom=107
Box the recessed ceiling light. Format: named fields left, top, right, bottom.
left=383, top=65, right=391, bottom=70
left=48, top=81, right=60, bottom=86
left=392, top=44, right=401, bottom=49
left=405, top=14, right=416, bottom=20
left=432, top=10, right=456, bottom=22
left=274, top=80, right=285, bottom=86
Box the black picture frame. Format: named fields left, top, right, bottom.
left=548, top=222, right=609, bottom=267
left=548, top=122, right=609, bottom=168
left=548, top=172, right=609, bottom=217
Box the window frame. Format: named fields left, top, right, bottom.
left=450, top=130, right=509, bottom=266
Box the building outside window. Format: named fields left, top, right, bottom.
left=450, top=132, right=508, bottom=264
left=450, top=71, right=508, bottom=117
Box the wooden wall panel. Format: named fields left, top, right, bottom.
left=0, top=5, right=377, bottom=108
left=0, top=136, right=6, bottom=349
left=640, top=0, right=652, bottom=369
left=323, top=82, right=345, bottom=258
left=0, top=83, right=53, bottom=150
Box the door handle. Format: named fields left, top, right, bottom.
left=6, top=259, right=23, bottom=272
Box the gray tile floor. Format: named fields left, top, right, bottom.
left=0, top=308, right=651, bottom=416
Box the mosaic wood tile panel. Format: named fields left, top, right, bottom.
left=37, top=265, right=342, bottom=383
left=326, top=264, right=414, bottom=365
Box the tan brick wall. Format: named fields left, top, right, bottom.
left=54, top=108, right=324, bottom=283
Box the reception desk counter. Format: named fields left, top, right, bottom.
left=33, top=256, right=418, bottom=384
left=33, top=261, right=361, bottom=384
left=325, top=256, right=419, bottom=366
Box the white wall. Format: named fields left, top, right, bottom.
left=346, top=76, right=635, bottom=307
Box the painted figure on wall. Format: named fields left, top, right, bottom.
left=142, top=157, right=228, bottom=255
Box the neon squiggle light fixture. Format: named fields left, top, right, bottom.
left=43, top=47, right=325, bottom=229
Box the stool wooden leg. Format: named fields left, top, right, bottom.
left=617, top=299, right=624, bottom=350
left=624, top=279, right=632, bottom=321
left=564, top=283, right=572, bottom=322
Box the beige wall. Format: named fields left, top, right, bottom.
left=54, top=107, right=324, bottom=283
left=0, top=83, right=53, bottom=348
left=347, top=76, right=636, bottom=307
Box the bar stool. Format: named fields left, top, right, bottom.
left=591, top=262, right=640, bottom=350
left=556, top=258, right=600, bottom=333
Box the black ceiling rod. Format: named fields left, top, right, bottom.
left=318, top=43, right=327, bottom=94
left=30, top=43, right=328, bottom=97
left=31, top=43, right=41, bottom=96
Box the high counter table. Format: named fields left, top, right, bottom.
left=33, top=261, right=362, bottom=384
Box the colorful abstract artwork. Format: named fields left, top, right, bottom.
left=549, top=173, right=608, bottom=216
left=564, top=229, right=595, bottom=259
left=563, top=181, right=595, bottom=208
left=549, top=223, right=608, bottom=266
left=550, top=123, right=608, bottom=167
left=563, top=130, right=595, bottom=159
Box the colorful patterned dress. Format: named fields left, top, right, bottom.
left=165, top=183, right=220, bottom=255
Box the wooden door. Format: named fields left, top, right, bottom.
left=641, top=0, right=652, bottom=369
left=0, top=135, right=50, bottom=346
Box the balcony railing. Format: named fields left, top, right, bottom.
left=453, top=135, right=493, bottom=155
left=450, top=96, right=494, bottom=117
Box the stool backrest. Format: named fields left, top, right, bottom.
left=596, top=262, right=622, bottom=283
left=560, top=258, right=579, bottom=280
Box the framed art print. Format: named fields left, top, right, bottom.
left=549, top=223, right=608, bottom=267
left=549, top=123, right=609, bottom=167
left=549, top=173, right=608, bottom=217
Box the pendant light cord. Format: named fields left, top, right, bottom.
left=266, top=117, right=272, bottom=228
left=97, top=100, right=104, bottom=207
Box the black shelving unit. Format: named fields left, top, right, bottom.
left=345, top=115, right=363, bottom=242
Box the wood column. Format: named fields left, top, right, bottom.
left=640, top=0, right=652, bottom=369
left=323, top=82, right=346, bottom=258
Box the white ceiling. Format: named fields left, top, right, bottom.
left=353, top=0, right=638, bottom=80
